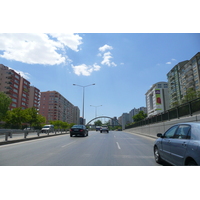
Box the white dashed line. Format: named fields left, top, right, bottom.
left=116, top=142, right=121, bottom=149
left=61, top=141, right=77, bottom=148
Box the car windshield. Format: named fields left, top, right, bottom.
left=43, top=125, right=51, bottom=128
left=72, top=125, right=84, bottom=129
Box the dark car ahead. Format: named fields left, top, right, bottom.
left=70, top=125, right=88, bottom=137
left=154, top=122, right=200, bottom=166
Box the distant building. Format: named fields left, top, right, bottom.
left=129, top=107, right=147, bottom=123
left=108, top=116, right=119, bottom=126
left=39, top=91, right=79, bottom=124
left=79, top=117, right=85, bottom=125
left=145, top=82, right=169, bottom=117
left=119, top=113, right=130, bottom=125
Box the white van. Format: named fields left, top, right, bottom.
left=41, top=125, right=54, bottom=133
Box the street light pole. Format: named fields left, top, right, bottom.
left=73, top=83, right=95, bottom=124
left=90, top=105, right=102, bottom=118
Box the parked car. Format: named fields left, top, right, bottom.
left=100, top=125, right=109, bottom=133
left=70, top=125, right=88, bottom=137
left=41, top=125, right=54, bottom=133
left=154, top=122, right=200, bottom=166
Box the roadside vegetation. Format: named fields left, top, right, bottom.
left=0, top=92, right=74, bottom=130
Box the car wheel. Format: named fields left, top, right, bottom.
left=186, top=160, right=197, bottom=166
left=70, top=134, right=72, bottom=137
left=154, top=146, right=162, bottom=164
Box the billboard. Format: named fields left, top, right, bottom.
left=155, top=89, right=162, bottom=110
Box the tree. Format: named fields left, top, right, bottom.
left=181, top=88, right=200, bottom=103
left=23, top=107, right=38, bottom=128
left=4, top=107, right=25, bottom=129
left=133, top=111, right=147, bottom=122
left=0, top=92, right=12, bottom=121
left=50, top=120, right=69, bottom=129
left=94, top=120, right=102, bottom=126
left=33, top=114, right=46, bottom=129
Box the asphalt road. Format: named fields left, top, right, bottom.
left=0, top=130, right=160, bottom=166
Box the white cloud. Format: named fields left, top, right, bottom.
left=49, top=33, right=82, bottom=52
left=0, top=33, right=82, bottom=65
left=14, top=70, right=30, bottom=80
left=166, top=62, right=171, bottom=64
left=101, top=52, right=116, bottom=67
left=72, top=63, right=101, bottom=76
left=99, top=44, right=113, bottom=52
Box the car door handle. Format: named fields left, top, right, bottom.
left=182, top=142, right=187, bottom=147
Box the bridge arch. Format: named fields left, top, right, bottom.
left=86, top=116, right=121, bottom=126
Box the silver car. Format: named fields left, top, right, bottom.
left=154, top=122, right=200, bottom=166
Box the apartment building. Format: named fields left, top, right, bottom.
left=0, top=64, right=40, bottom=110
left=18, top=77, right=30, bottom=109
left=39, top=91, right=80, bottom=124
left=0, top=64, right=21, bottom=109
left=28, top=86, right=40, bottom=110
left=145, top=82, right=169, bottom=117
left=119, top=113, right=130, bottom=126
left=167, top=61, right=188, bottom=108
left=129, top=107, right=147, bottom=123
left=167, top=52, right=200, bottom=108
left=180, top=52, right=200, bottom=95
left=73, top=106, right=80, bottom=125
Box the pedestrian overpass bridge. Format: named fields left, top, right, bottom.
left=86, top=116, right=121, bottom=127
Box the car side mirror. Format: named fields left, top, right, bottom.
left=157, top=133, right=163, bottom=138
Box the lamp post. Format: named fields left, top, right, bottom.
left=90, top=105, right=102, bottom=118
left=73, top=83, right=95, bottom=124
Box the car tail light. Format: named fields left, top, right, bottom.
left=80, top=129, right=83, bottom=132
left=70, top=129, right=72, bottom=131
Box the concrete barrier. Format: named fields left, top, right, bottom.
left=125, top=114, right=200, bottom=138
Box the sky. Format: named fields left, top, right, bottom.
left=0, top=33, right=199, bottom=123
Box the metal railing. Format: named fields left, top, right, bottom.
left=0, top=129, right=69, bottom=143
left=126, top=97, right=200, bottom=129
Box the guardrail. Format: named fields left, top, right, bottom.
left=126, top=97, right=200, bottom=129
left=0, top=129, right=69, bottom=144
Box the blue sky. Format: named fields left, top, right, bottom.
left=0, top=33, right=199, bottom=123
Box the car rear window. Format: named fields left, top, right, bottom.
left=72, top=125, right=84, bottom=128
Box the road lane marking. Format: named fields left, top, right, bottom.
left=116, top=142, right=121, bottom=149
left=61, top=141, right=77, bottom=148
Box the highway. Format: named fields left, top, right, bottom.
left=0, top=130, right=161, bottom=166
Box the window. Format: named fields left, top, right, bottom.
left=13, top=89, right=18, bottom=93
left=14, top=84, right=18, bottom=88
left=15, top=74, right=19, bottom=79
left=164, top=125, right=178, bottom=138
left=12, top=98, right=17, bottom=102
left=14, top=79, right=19, bottom=84
left=174, top=125, right=190, bottom=139
left=164, top=84, right=168, bottom=88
